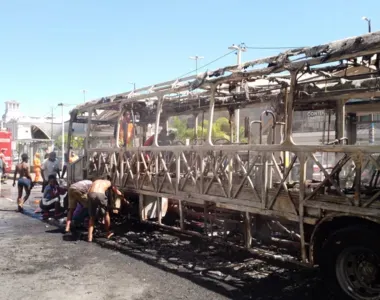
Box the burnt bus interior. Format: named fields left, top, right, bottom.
left=67, top=31, right=380, bottom=299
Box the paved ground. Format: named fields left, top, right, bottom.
left=0, top=182, right=332, bottom=300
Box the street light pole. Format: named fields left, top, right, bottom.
left=81, top=89, right=87, bottom=103
left=128, top=82, right=136, bottom=92
left=228, top=44, right=247, bottom=143
left=57, top=103, right=65, bottom=170
left=189, top=55, right=204, bottom=75
left=363, top=16, right=372, bottom=33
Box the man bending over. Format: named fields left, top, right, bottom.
left=64, top=179, right=93, bottom=233
left=87, top=178, right=123, bottom=242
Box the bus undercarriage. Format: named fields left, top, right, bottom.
left=68, top=31, right=380, bottom=299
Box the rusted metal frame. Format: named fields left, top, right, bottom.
left=353, top=153, right=363, bottom=207
left=139, top=153, right=156, bottom=190
left=297, top=153, right=307, bottom=263
left=135, top=151, right=140, bottom=187
left=110, top=152, right=119, bottom=183
left=200, top=151, right=205, bottom=195
left=305, top=154, right=351, bottom=202
left=207, top=85, right=216, bottom=146
left=369, top=154, right=380, bottom=171
left=204, top=32, right=380, bottom=87
left=135, top=143, right=380, bottom=155
left=362, top=189, right=380, bottom=208
left=128, top=188, right=316, bottom=224
left=244, top=212, right=252, bottom=249
left=204, top=154, right=229, bottom=197
left=267, top=153, right=298, bottom=215
left=283, top=69, right=298, bottom=144
left=310, top=153, right=355, bottom=205
left=154, top=97, right=165, bottom=225
left=227, top=153, right=234, bottom=198
left=74, top=32, right=380, bottom=113
left=179, top=152, right=197, bottom=191
left=123, top=153, right=137, bottom=189
left=261, top=151, right=268, bottom=209
left=84, top=109, right=93, bottom=174
left=304, top=199, right=380, bottom=219
left=157, top=151, right=175, bottom=193
left=139, top=152, right=151, bottom=182
left=174, top=151, right=185, bottom=230
left=233, top=154, right=261, bottom=201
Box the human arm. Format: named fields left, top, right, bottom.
left=41, top=161, right=46, bottom=182
left=12, top=166, right=18, bottom=187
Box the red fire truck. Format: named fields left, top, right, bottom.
left=0, top=130, right=13, bottom=173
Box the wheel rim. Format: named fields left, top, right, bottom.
left=336, top=246, right=380, bottom=300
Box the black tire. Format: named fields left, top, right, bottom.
left=320, top=225, right=380, bottom=300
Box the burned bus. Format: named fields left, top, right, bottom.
left=67, top=31, right=380, bottom=299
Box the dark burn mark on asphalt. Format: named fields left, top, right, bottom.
left=20, top=207, right=334, bottom=300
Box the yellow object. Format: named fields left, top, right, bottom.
left=33, top=154, right=41, bottom=182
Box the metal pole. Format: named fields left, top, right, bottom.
left=58, top=103, right=65, bottom=170
left=362, top=17, right=374, bottom=144
left=189, top=56, right=204, bottom=75
left=82, top=89, right=87, bottom=103
left=228, top=44, right=246, bottom=143
left=51, top=107, right=54, bottom=150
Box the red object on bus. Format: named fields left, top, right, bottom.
left=0, top=130, right=12, bottom=173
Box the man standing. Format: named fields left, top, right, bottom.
left=64, top=179, right=93, bottom=233
left=12, top=154, right=33, bottom=212
left=41, top=152, right=60, bottom=193
left=0, top=149, right=8, bottom=184
left=87, top=178, right=123, bottom=242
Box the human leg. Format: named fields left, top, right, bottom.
left=87, top=192, right=100, bottom=242
left=17, top=184, right=23, bottom=212
left=104, top=211, right=113, bottom=239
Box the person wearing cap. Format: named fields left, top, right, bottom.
left=12, top=153, right=33, bottom=212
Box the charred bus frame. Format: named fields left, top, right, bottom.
left=68, top=31, right=380, bottom=300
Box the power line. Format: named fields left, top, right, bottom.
left=177, top=50, right=236, bottom=79
left=245, top=46, right=305, bottom=50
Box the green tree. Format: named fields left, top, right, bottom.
left=55, top=134, right=84, bottom=150
left=170, top=116, right=247, bottom=143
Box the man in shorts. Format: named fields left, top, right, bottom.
left=64, top=179, right=93, bottom=233
left=87, top=178, right=123, bottom=242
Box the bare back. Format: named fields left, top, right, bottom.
left=88, top=179, right=111, bottom=194
left=16, top=162, right=30, bottom=179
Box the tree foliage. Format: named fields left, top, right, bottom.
left=55, top=134, right=84, bottom=150
left=170, top=116, right=247, bottom=143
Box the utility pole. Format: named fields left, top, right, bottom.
left=363, top=17, right=374, bottom=144
left=51, top=107, right=54, bottom=150
left=128, top=82, right=136, bottom=92
left=82, top=89, right=87, bottom=103
left=57, top=103, right=65, bottom=170
left=189, top=55, right=204, bottom=75
left=228, top=43, right=247, bottom=143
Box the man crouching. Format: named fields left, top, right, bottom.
left=87, top=177, right=123, bottom=242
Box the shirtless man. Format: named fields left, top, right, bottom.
left=64, top=179, right=93, bottom=233
left=87, top=177, right=123, bottom=242
left=12, top=153, right=33, bottom=212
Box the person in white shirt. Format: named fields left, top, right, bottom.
left=41, top=152, right=61, bottom=193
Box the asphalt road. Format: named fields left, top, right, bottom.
left=0, top=182, right=332, bottom=300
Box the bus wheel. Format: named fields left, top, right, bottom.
left=321, top=226, right=380, bottom=300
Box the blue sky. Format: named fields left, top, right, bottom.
left=0, top=0, right=378, bottom=119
